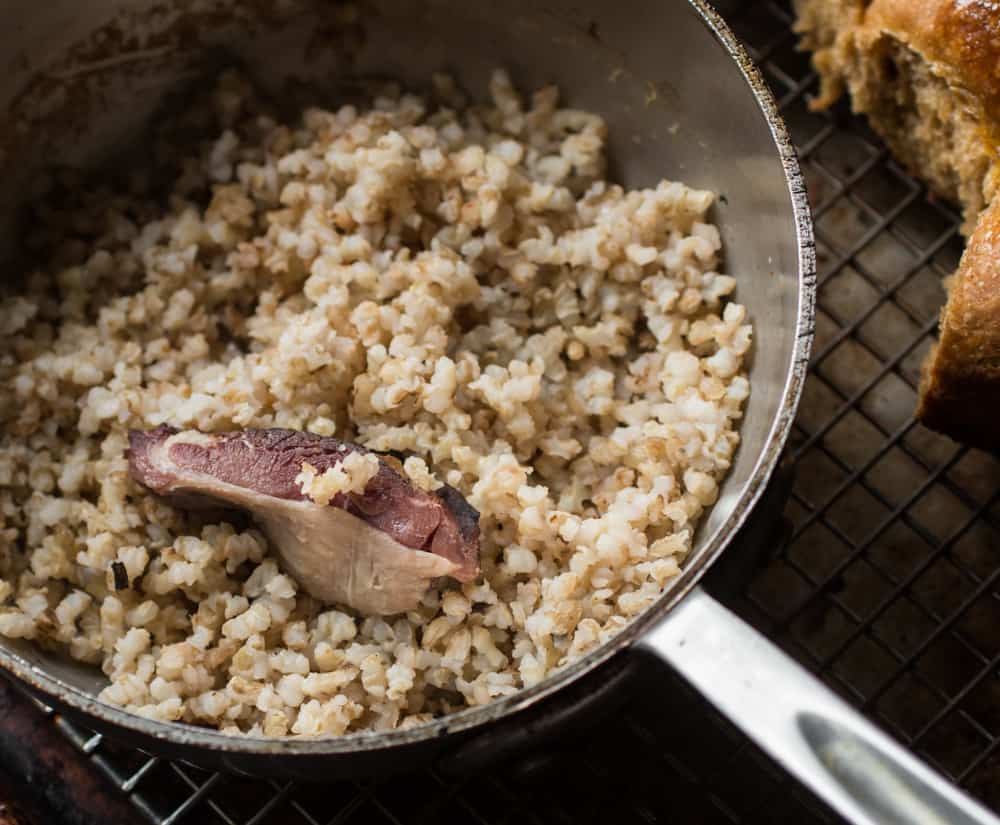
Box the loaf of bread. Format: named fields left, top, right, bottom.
left=794, top=0, right=1000, bottom=450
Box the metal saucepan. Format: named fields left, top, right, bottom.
left=0, top=1, right=994, bottom=822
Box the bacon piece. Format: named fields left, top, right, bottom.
left=127, top=426, right=480, bottom=615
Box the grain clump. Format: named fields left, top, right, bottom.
left=0, top=69, right=751, bottom=735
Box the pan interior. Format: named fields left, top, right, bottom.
left=0, top=0, right=809, bottom=749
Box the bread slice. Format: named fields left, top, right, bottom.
left=794, top=0, right=1000, bottom=449
left=918, top=196, right=1000, bottom=450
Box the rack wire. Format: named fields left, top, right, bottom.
left=19, top=0, right=1000, bottom=821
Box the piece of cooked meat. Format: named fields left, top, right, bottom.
left=128, top=426, right=480, bottom=615
left=794, top=0, right=1000, bottom=450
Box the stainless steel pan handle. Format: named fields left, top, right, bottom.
left=641, top=586, right=1000, bottom=825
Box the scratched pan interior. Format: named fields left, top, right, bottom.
left=0, top=0, right=811, bottom=776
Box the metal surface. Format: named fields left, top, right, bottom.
left=647, top=587, right=999, bottom=825
left=0, top=0, right=812, bottom=773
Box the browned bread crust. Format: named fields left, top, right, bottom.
left=797, top=0, right=1000, bottom=224
left=865, top=0, right=1000, bottom=126
left=794, top=0, right=1000, bottom=449
left=918, top=196, right=1000, bottom=450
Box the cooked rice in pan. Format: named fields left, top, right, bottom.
left=0, top=70, right=751, bottom=735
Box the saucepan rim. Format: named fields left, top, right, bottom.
left=0, top=0, right=816, bottom=756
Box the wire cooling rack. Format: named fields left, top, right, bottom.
left=724, top=0, right=1000, bottom=811
left=14, top=0, right=1000, bottom=822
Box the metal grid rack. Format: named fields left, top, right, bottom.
left=723, top=0, right=1000, bottom=812
left=17, top=0, right=1000, bottom=822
